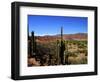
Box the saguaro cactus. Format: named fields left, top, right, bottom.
left=31, top=31, right=37, bottom=57
left=28, top=26, right=31, bottom=57
left=56, top=40, right=60, bottom=65
left=60, top=27, right=65, bottom=65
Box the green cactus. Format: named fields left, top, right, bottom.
left=56, top=40, right=60, bottom=65
left=28, top=26, right=31, bottom=57
left=59, top=27, right=65, bottom=65
left=31, top=31, right=37, bottom=57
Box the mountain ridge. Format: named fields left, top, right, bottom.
left=34, top=33, right=87, bottom=42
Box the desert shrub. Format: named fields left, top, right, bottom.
left=67, top=55, right=87, bottom=65
left=36, top=41, right=58, bottom=65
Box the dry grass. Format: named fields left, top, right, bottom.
left=67, top=53, right=87, bottom=64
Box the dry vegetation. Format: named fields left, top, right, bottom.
left=28, top=40, right=87, bottom=66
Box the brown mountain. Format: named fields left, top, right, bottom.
left=36, top=33, right=87, bottom=43
left=63, top=33, right=87, bottom=40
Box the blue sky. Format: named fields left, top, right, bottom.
left=28, top=15, right=88, bottom=36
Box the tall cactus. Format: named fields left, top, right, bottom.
left=31, top=31, right=37, bottom=57
left=56, top=40, right=60, bottom=65
left=28, top=23, right=37, bottom=58
left=28, top=25, right=31, bottom=57
left=60, top=27, right=65, bottom=65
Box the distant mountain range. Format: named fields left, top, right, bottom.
left=35, top=33, right=87, bottom=42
